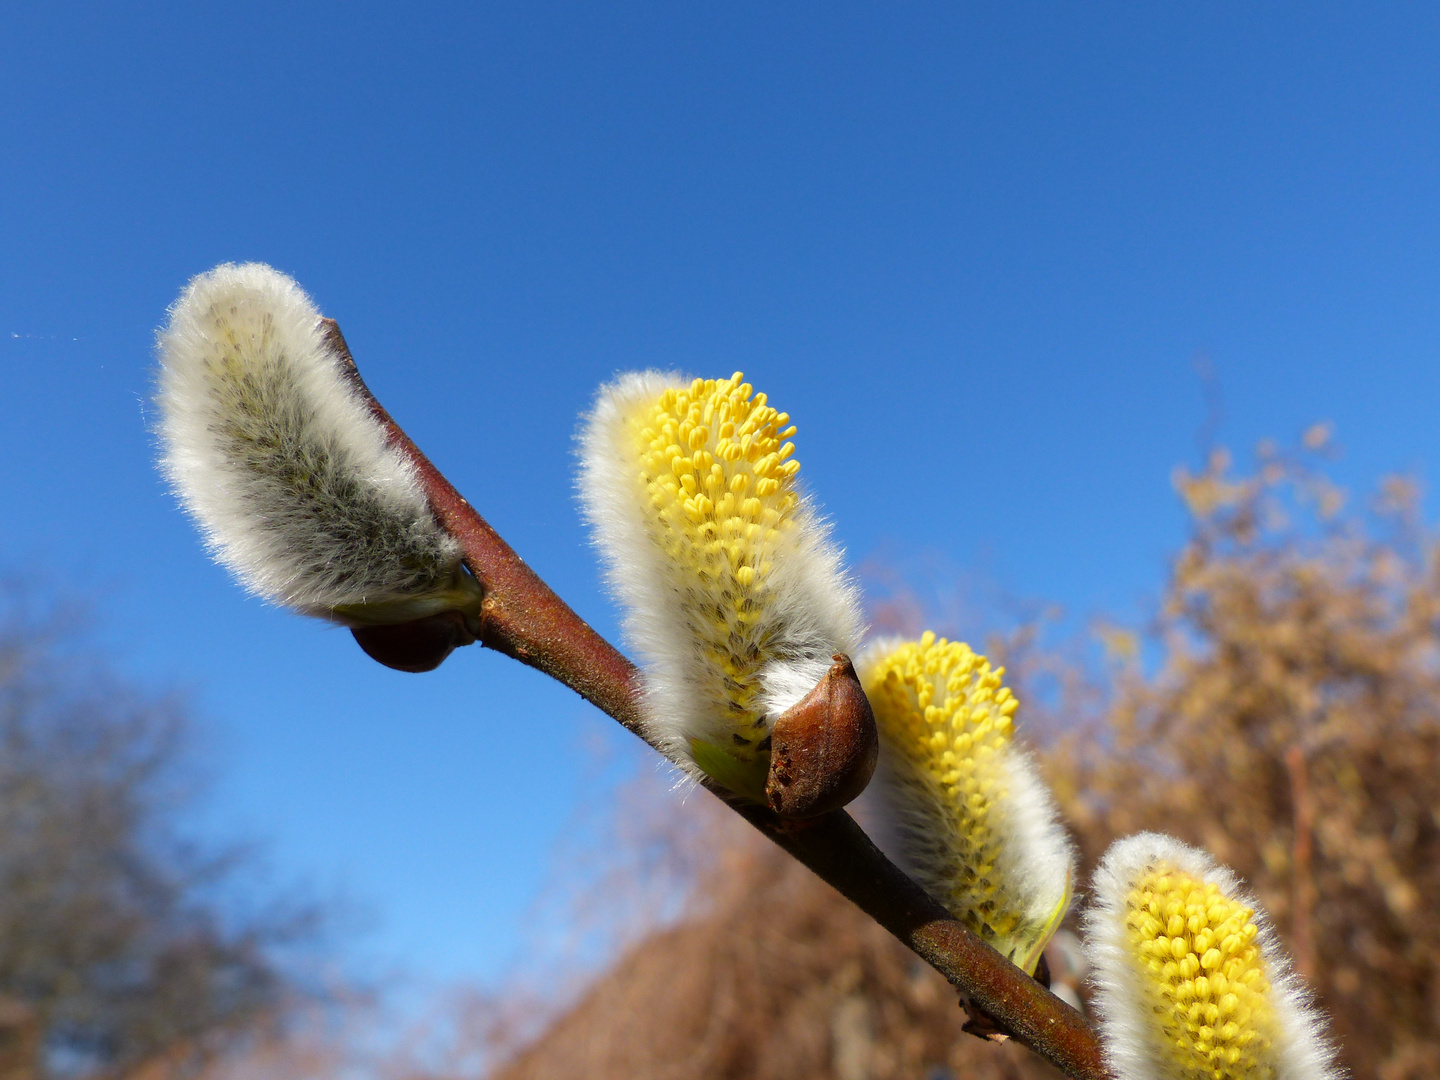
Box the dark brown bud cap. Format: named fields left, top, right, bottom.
left=765, top=654, right=879, bottom=819
left=350, top=610, right=477, bottom=673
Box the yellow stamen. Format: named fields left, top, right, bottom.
left=623, top=373, right=802, bottom=766
left=866, top=633, right=1069, bottom=972
left=1123, top=867, right=1277, bottom=1080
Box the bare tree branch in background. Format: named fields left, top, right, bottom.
left=0, top=585, right=322, bottom=1079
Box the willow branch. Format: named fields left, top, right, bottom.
left=323, top=321, right=1110, bottom=1080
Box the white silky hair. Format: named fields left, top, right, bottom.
left=1083, top=832, right=1342, bottom=1080
left=995, top=745, right=1077, bottom=913
left=578, top=371, right=865, bottom=774
left=156, top=262, right=462, bottom=617
left=885, top=745, right=1074, bottom=928
left=857, top=639, right=1075, bottom=944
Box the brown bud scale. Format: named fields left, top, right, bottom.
left=351, top=610, right=476, bottom=673
left=765, top=654, right=879, bottom=818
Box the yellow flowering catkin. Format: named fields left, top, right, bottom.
left=1124, top=869, right=1274, bottom=1078
left=1085, top=834, right=1340, bottom=1080
left=631, top=375, right=801, bottom=757
left=861, top=633, right=1073, bottom=974
left=580, top=372, right=862, bottom=799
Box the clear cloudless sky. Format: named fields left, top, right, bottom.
left=4, top=2, right=1440, bottom=990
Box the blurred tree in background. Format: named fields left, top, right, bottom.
left=0, top=589, right=319, bottom=1080
left=444, top=434, right=1437, bottom=1080
left=1049, top=431, right=1440, bottom=1080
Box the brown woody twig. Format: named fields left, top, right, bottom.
left=323, top=321, right=1111, bottom=1080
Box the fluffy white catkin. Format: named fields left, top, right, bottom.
left=1084, top=832, right=1341, bottom=1080
left=858, top=633, right=1074, bottom=974
left=156, top=262, right=473, bottom=622
left=579, top=371, right=864, bottom=797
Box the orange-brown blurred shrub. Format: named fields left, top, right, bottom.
left=1047, top=434, right=1440, bottom=1080
left=445, top=435, right=1440, bottom=1080
left=487, top=808, right=1046, bottom=1080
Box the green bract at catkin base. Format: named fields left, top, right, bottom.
left=860, top=632, right=1074, bottom=974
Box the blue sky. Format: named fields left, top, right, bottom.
left=5, top=2, right=1440, bottom=991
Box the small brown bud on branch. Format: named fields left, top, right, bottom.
left=766, top=655, right=879, bottom=819
left=351, top=610, right=479, bottom=673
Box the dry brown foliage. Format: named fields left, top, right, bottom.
left=488, top=807, right=1059, bottom=1080
left=472, top=435, right=1438, bottom=1080
left=1048, top=434, right=1440, bottom=1080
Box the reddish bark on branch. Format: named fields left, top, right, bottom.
left=321, top=319, right=1111, bottom=1080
